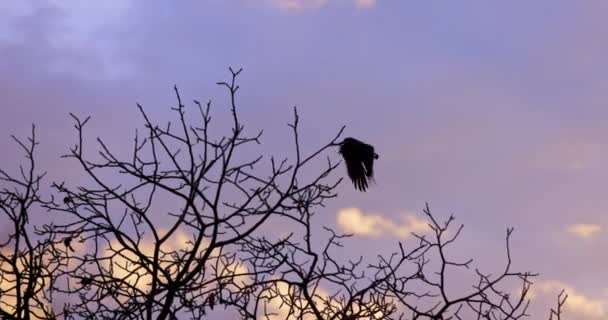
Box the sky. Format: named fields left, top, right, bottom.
left=1, top=0, right=608, bottom=318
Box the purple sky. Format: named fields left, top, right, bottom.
left=2, top=1, right=608, bottom=318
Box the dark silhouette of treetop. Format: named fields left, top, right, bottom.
left=0, top=68, right=567, bottom=320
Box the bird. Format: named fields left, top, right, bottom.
left=207, top=292, right=216, bottom=310
left=79, top=277, right=92, bottom=286
left=63, top=237, right=75, bottom=252
left=337, top=137, right=379, bottom=192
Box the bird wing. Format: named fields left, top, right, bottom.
left=361, top=144, right=375, bottom=178
left=208, top=293, right=216, bottom=310
left=343, top=151, right=368, bottom=191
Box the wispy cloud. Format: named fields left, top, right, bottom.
left=336, top=207, right=428, bottom=238
left=567, top=223, right=602, bottom=240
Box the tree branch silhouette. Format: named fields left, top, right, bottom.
left=0, top=69, right=568, bottom=320
left=0, top=126, right=61, bottom=320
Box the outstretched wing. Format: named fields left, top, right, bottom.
left=340, top=139, right=370, bottom=192
left=343, top=152, right=369, bottom=191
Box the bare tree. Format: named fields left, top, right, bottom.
left=0, top=126, right=63, bottom=320
left=39, top=67, right=345, bottom=320
left=228, top=201, right=550, bottom=320
left=382, top=204, right=537, bottom=320
left=0, top=69, right=567, bottom=320
left=548, top=291, right=567, bottom=320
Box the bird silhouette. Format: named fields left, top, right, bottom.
left=79, top=277, right=92, bottom=286
left=207, top=292, right=216, bottom=310
left=337, top=137, right=379, bottom=192
left=63, top=237, right=75, bottom=252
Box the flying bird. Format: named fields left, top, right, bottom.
left=337, top=137, right=379, bottom=192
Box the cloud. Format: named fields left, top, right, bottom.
left=262, top=281, right=387, bottom=320
left=337, top=207, right=428, bottom=238
left=0, top=247, right=51, bottom=318
left=354, top=0, right=376, bottom=9
left=101, top=229, right=251, bottom=298
left=528, top=139, right=608, bottom=173
left=567, top=223, right=602, bottom=240
left=265, top=0, right=376, bottom=11
left=261, top=281, right=338, bottom=320
left=531, top=280, right=607, bottom=319
left=268, top=0, right=327, bottom=11
left=0, top=0, right=139, bottom=80
left=46, top=0, right=139, bottom=78
left=0, top=233, right=95, bottom=318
